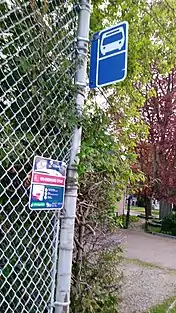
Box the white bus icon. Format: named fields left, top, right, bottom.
left=100, top=26, right=125, bottom=56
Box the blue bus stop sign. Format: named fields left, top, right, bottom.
left=89, top=21, right=128, bottom=88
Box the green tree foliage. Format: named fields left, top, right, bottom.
left=0, top=0, right=77, bottom=170
left=1, top=0, right=77, bottom=207
left=91, top=0, right=176, bottom=79
left=89, top=0, right=176, bottom=168
left=81, top=0, right=176, bottom=212
left=79, top=0, right=176, bottom=207
left=70, top=1, right=176, bottom=311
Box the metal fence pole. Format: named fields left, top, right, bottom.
left=54, top=1, right=91, bottom=312
left=49, top=212, right=61, bottom=313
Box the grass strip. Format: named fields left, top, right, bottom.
left=147, top=296, right=176, bottom=313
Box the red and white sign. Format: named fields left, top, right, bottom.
left=33, top=173, right=65, bottom=186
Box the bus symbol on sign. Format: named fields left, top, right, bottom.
left=100, top=27, right=125, bottom=55
left=89, top=21, right=128, bottom=88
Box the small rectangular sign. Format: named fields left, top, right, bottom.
left=29, top=156, right=67, bottom=210
left=89, top=21, right=128, bottom=88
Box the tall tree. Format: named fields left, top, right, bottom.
left=89, top=0, right=176, bottom=189
left=136, top=68, right=176, bottom=218
left=89, top=0, right=176, bottom=222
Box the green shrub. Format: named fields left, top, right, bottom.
left=117, top=215, right=140, bottom=228
left=70, top=248, right=122, bottom=313
left=161, top=212, right=176, bottom=236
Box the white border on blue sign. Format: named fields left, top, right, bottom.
left=96, top=21, right=129, bottom=88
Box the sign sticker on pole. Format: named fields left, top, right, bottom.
left=29, top=156, right=67, bottom=210
left=89, top=21, right=128, bottom=88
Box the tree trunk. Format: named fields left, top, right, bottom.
left=145, top=196, right=151, bottom=231
left=148, top=198, right=152, bottom=216
left=159, top=201, right=172, bottom=219
left=125, top=196, right=131, bottom=229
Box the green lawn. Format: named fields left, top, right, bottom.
left=147, top=296, right=176, bottom=313
left=130, top=206, right=145, bottom=212
left=130, top=206, right=159, bottom=217
left=148, top=225, right=161, bottom=234
left=117, top=215, right=140, bottom=228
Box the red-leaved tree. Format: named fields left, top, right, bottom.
left=136, top=68, right=176, bottom=219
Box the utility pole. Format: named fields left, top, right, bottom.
left=54, top=1, right=91, bottom=312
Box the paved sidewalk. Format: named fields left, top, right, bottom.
left=118, top=229, right=176, bottom=313
left=122, top=229, right=176, bottom=270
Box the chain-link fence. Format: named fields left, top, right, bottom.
left=0, top=0, right=79, bottom=312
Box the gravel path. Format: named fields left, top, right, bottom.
left=118, top=229, right=176, bottom=313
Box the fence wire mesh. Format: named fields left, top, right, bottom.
left=0, top=0, right=78, bottom=312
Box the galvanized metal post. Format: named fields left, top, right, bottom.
left=54, top=1, right=91, bottom=312
left=49, top=211, right=60, bottom=313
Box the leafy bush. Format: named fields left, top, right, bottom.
left=161, top=212, right=176, bottom=236
left=70, top=169, right=124, bottom=313
left=117, top=215, right=140, bottom=228
left=69, top=96, right=144, bottom=312
left=71, top=246, right=122, bottom=313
